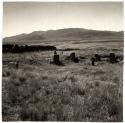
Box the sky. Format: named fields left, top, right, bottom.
left=3, top=2, right=124, bottom=37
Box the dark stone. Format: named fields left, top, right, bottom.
left=53, top=54, right=63, bottom=65
left=70, top=52, right=75, bottom=61
left=109, top=53, right=116, bottom=63
left=70, top=52, right=79, bottom=63
left=95, top=54, right=101, bottom=61
left=91, top=57, right=95, bottom=66
left=74, top=57, right=79, bottom=63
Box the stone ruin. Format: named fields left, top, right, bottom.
left=109, top=53, right=123, bottom=63
left=51, top=51, right=63, bottom=65
left=70, top=52, right=79, bottom=63
left=95, top=54, right=101, bottom=61
left=90, top=53, right=121, bottom=65
left=91, top=57, right=96, bottom=66
left=53, top=54, right=60, bottom=65
left=109, top=53, right=116, bottom=63
left=70, top=52, right=75, bottom=61
left=90, top=54, right=101, bottom=66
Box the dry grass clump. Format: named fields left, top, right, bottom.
left=2, top=68, right=11, bottom=77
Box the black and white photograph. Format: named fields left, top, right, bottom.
left=2, top=1, right=124, bottom=121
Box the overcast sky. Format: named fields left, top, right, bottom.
left=3, top=2, right=123, bottom=37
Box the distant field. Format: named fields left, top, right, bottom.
left=3, top=38, right=123, bottom=49
left=2, top=40, right=123, bottom=121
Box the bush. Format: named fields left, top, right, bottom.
left=6, top=71, right=10, bottom=76
left=19, top=76, right=26, bottom=83
left=95, top=81, right=100, bottom=87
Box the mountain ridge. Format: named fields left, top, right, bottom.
left=3, top=28, right=124, bottom=43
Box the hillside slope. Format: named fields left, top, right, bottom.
left=3, top=28, right=124, bottom=43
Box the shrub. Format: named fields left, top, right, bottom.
left=95, top=81, right=100, bottom=87
left=19, top=76, right=26, bottom=83
left=6, top=71, right=10, bottom=76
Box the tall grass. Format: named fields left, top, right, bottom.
left=2, top=50, right=123, bottom=121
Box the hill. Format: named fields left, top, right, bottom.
left=3, top=28, right=124, bottom=44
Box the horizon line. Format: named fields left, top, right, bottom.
left=3, top=27, right=124, bottom=38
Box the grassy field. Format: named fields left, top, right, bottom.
left=2, top=41, right=123, bottom=121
